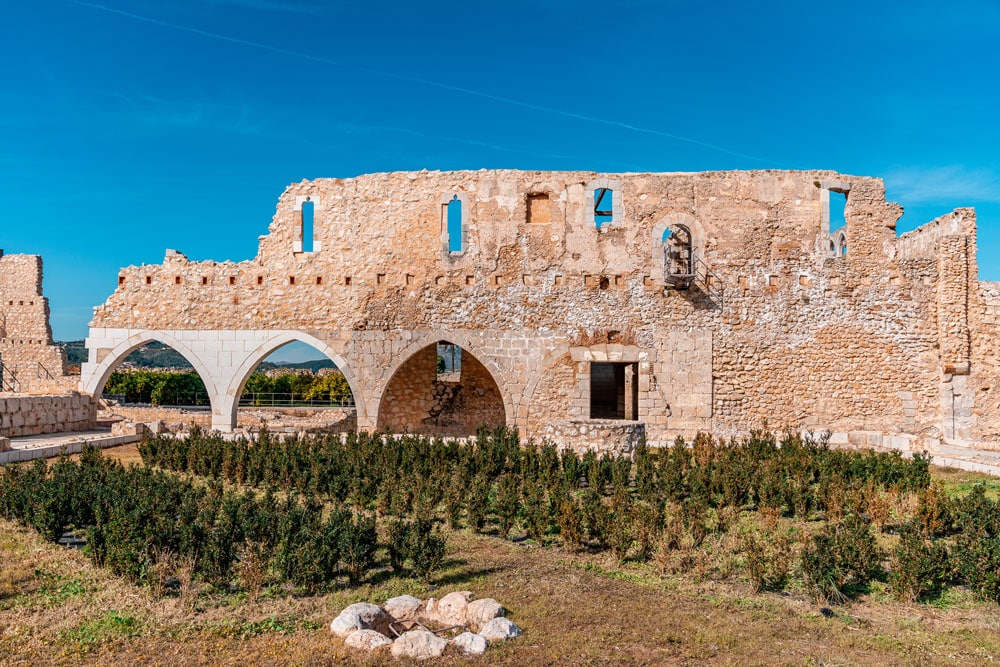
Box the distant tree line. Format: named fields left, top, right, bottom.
left=104, top=368, right=352, bottom=406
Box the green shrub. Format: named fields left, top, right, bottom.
left=801, top=513, right=882, bottom=603
left=522, top=479, right=552, bottom=544
left=387, top=518, right=447, bottom=582
left=953, top=534, right=1000, bottom=603
left=740, top=527, right=791, bottom=594
left=888, top=520, right=951, bottom=602
left=556, top=497, right=584, bottom=551
left=493, top=473, right=522, bottom=539
left=338, top=513, right=377, bottom=584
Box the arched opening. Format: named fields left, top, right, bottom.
left=662, top=224, right=694, bottom=286
left=231, top=338, right=357, bottom=432
left=376, top=340, right=505, bottom=436
left=81, top=332, right=220, bottom=428
left=836, top=230, right=848, bottom=257
left=101, top=341, right=209, bottom=407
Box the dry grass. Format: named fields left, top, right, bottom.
left=3, top=448, right=998, bottom=665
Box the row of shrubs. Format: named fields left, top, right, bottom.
left=137, top=426, right=1000, bottom=603
left=4, top=427, right=998, bottom=605
left=0, top=447, right=444, bottom=594
left=139, top=427, right=931, bottom=521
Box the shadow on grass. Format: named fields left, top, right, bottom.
left=360, top=557, right=498, bottom=588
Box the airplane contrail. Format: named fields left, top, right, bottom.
left=69, top=0, right=772, bottom=164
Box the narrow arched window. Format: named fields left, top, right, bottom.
left=447, top=195, right=463, bottom=253
left=301, top=198, right=314, bottom=253
left=663, top=225, right=693, bottom=277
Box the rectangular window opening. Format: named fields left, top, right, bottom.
left=228, top=276, right=236, bottom=286
left=345, top=276, right=352, bottom=286
left=118, top=276, right=125, bottom=286
left=829, top=190, right=847, bottom=235
left=289, top=276, right=296, bottom=285
left=594, top=188, right=614, bottom=228
left=590, top=362, right=639, bottom=420
left=301, top=198, right=315, bottom=253
left=436, top=342, right=462, bottom=381
left=201, top=276, right=208, bottom=285
left=145, top=276, right=152, bottom=285
left=256, top=276, right=264, bottom=286
left=445, top=195, right=463, bottom=253
left=316, top=276, right=323, bottom=285
left=174, top=276, right=181, bottom=285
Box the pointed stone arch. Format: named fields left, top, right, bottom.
left=372, top=330, right=514, bottom=433
left=80, top=330, right=215, bottom=400
left=222, top=330, right=367, bottom=430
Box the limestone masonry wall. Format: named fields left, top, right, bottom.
left=0, top=394, right=96, bottom=437
left=0, top=252, right=73, bottom=394
left=81, top=169, right=996, bottom=451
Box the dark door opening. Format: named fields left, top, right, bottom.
left=590, top=361, right=639, bottom=419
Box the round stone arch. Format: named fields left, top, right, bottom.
left=222, top=331, right=368, bottom=429
left=651, top=211, right=706, bottom=276
left=80, top=330, right=216, bottom=400
left=372, top=330, right=516, bottom=428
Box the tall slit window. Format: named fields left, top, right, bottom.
left=301, top=197, right=314, bottom=253
left=594, top=188, right=614, bottom=228
left=446, top=195, right=463, bottom=253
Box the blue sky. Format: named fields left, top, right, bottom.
left=3, top=0, right=1000, bottom=356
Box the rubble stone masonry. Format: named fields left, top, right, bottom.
left=79, top=169, right=999, bottom=452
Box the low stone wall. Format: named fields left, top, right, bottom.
left=104, top=404, right=356, bottom=433
left=0, top=393, right=97, bottom=437
left=536, top=419, right=645, bottom=455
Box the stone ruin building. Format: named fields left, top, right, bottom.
left=77, top=169, right=1000, bottom=454
left=0, top=252, right=71, bottom=393
left=0, top=251, right=95, bottom=440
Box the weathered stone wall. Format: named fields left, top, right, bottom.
left=106, top=404, right=355, bottom=433
left=0, top=394, right=96, bottom=437
left=537, top=419, right=645, bottom=455
left=0, top=252, right=71, bottom=393
left=81, top=169, right=999, bottom=450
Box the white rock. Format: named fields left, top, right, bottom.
left=479, top=617, right=523, bottom=642
left=451, top=632, right=488, bottom=655
left=436, top=590, right=473, bottom=626
left=417, top=597, right=442, bottom=626
left=330, top=602, right=390, bottom=637
left=466, top=598, right=505, bottom=632
left=344, top=629, right=393, bottom=651
left=390, top=630, right=448, bottom=660
left=382, top=594, right=422, bottom=621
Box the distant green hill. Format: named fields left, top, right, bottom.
left=58, top=340, right=336, bottom=372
